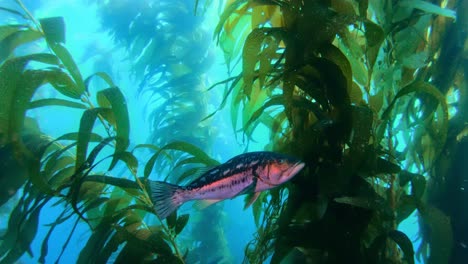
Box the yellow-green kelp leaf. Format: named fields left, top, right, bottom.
left=84, top=72, right=116, bottom=91
left=363, top=20, right=384, bottom=74
left=399, top=0, right=456, bottom=19
left=96, top=87, right=130, bottom=170
left=0, top=27, right=42, bottom=61
left=28, top=98, right=87, bottom=109
left=75, top=108, right=112, bottom=170
left=49, top=42, right=85, bottom=96
left=4, top=70, right=46, bottom=141
left=0, top=201, right=46, bottom=263
left=175, top=214, right=189, bottom=235
left=0, top=54, right=58, bottom=143
left=46, top=68, right=82, bottom=99
left=242, top=27, right=284, bottom=97
left=144, top=141, right=218, bottom=178
left=213, top=0, right=249, bottom=43
left=379, top=81, right=449, bottom=156
left=39, top=17, right=66, bottom=44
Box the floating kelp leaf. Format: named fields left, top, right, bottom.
left=52, top=132, right=103, bottom=142
left=249, top=192, right=265, bottom=227
left=84, top=72, right=115, bottom=92
left=44, top=155, right=74, bottom=181
left=144, top=141, right=218, bottom=178
left=399, top=0, right=456, bottom=19
left=379, top=81, right=449, bottom=154
left=364, top=20, right=384, bottom=73
left=319, top=44, right=353, bottom=92
left=39, top=17, right=66, bottom=44
left=114, top=235, right=153, bottom=263
left=39, top=209, right=71, bottom=263
left=78, top=181, right=107, bottom=201
left=388, top=230, right=415, bottom=264
left=46, top=69, right=82, bottom=99
left=0, top=144, right=29, bottom=205
left=110, top=151, right=138, bottom=174
left=49, top=42, right=85, bottom=95
left=81, top=197, right=110, bottom=215
left=175, top=214, right=189, bottom=235
left=337, top=30, right=368, bottom=87
left=242, top=27, right=284, bottom=97
left=28, top=98, right=87, bottom=109
left=75, top=108, right=112, bottom=170
left=402, top=51, right=429, bottom=69
left=173, top=157, right=204, bottom=170
left=84, top=175, right=140, bottom=190
left=166, top=211, right=177, bottom=230
left=151, top=238, right=174, bottom=257
left=96, top=87, right=130, bottom=170
left=243, top=95, right=283, bottom=130
left=0, top=28, right=42, bottom=61
left=77, top=223, right=114, bottom=264
left=214, top=0, right=249, bottom=43
left=1, top=201, right=46, bottom=263
left=0, top=25, right=27, bottom=41
left=0, top=66, right=46, bottom=143
left=47, top=165, right=74, bottom=192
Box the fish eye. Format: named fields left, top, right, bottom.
left=279, top=159, right=285, bottom=163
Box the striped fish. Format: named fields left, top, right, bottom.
left=148, top=151, right=305, bottom=219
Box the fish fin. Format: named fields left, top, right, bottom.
left=236, top=176, right=257, bottom=196
left=193, top=199, right=223, bottom=210
left=244, top=192, right=261, bottom=209
left=148, top=180, right=183, bottom=220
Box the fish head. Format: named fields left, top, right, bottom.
left=258, top=154, right=305, bottom=186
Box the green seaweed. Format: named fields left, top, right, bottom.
left=208, top=0, right=464, bottom=263
left=0, top=0, right=465, bottom=263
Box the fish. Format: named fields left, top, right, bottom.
left=148, top=151, right=305, bottom=219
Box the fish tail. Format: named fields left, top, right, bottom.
left=148, top=180, right=184, bottom=219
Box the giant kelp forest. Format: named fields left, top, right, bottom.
left=0, top=0, right=466, bottom=263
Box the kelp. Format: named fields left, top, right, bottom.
left=93, top=0, right=233, bottom=262
left=207, top=0, right=465, bottom=263
left=0, top=2, right=202, bottom=263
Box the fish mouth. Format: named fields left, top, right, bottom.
left=289, top=162, right=305, bottom=176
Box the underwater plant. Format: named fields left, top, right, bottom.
left=0, top=1, right=213, bottom=263
left=206, top=0, right=466, bottom=263
left=93, top=0, right=233, bottom=262
left=0, top=0, right=466, bottom=263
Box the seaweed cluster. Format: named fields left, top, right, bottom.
left=207, top=0, right=466, bottom=263
left=0, top=1, right=205, bottom=262
left=93, top=0, right=232, bottom=262
left=0, top=0, right=466, bottom=263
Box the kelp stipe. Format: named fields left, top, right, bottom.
left=208, top=0, right=465, bottom=263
